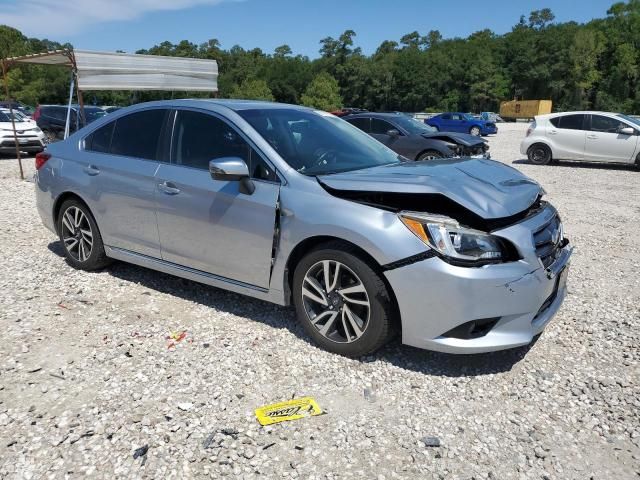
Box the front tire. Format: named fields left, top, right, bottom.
left=292, top=243, right=395, bottom=357
left=470, top=126, right=481, bottom=136
left=57, top=199, right=111, bottom=270
left=417, top=150, right=444, bottom=161
left=527, top=143, right=552, bottom=165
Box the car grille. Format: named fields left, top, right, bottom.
left=533, top=214, right=563, bottom=268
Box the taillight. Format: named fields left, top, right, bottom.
left=35, top=152, right=51, bottom=170
left=526, top=121, right=536, bottom=137
left=32, top=107, right=41, bottom=121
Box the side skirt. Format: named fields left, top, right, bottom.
left=104, top=246, right=286, bottom=305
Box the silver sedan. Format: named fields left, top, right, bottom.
left=35, top=100, right=572, bottom=356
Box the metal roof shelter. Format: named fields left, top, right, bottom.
left=1, top=49, right=218, bottom=179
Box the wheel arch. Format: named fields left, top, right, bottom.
left=283, top=235, right=401, bottom=328
left=52, top=191, right=96, bottom=236
left=526, top=141, right=554, bottom=160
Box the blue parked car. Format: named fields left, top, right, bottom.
left=426, top=112, right=498, bottom=136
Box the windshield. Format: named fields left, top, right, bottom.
left=389, top=115, right=437, bottom=134
left=617, top=114, right=640, bottom=128
left=463, top=113, right=475, bottom=120
left=238, top=108, right=402, bottom=175
left=0, top=111, right=28, bottom=123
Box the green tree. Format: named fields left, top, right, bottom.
left=301, top=72, right=342, bottom=111
left=230, top=78, right=274, bottom=101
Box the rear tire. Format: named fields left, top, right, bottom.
left=292, top=242, right=395, bottom=357
left=527, top=143, right=552, bottom=165
left=43, top=129, right=58, bottom=144
left=417, top=150, right=444, bottom=161
left=57, top=199, right=111, bottom=271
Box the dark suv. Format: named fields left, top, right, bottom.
left=33, top=105, right=106, bottom=141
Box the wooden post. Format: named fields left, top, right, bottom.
left=1, top=59, right=24, bottom=180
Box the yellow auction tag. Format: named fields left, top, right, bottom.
left=255, top=397, right=323, bottom=426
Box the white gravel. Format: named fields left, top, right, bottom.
left=1, top=123, right=639, bottom=479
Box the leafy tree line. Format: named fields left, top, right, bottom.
left=1, top=1, right=639, bottom=113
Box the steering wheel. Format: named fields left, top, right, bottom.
left=313, top=148, right=339, bottom=168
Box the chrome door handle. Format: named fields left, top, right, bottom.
left=587, top=134, right=598, bottom=139
left=548, top=130, right=557, bottom=135
left=84, top=165, right=100, bottom=176
left=158, top=181, right=180, bottom=195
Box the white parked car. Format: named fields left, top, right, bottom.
left=0, top=108, right=45, bottom=154
left=520, top=111, right=640, bottom=166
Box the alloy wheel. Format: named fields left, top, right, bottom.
left=61, top=206, right=93, bottom=262
left=301, top=260, right=370, bottom=344
left=531, top=147, right=547, bottom=163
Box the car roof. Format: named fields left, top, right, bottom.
left=121, top=99, right=312, bottom=112
left=539, top=111, right=621, bottom=119
left=343, top=112, right=404, bottom=120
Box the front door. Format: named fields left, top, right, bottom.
left=155, top=109, right=280, bottom=289
left=584, top=114, right=639, bottom=163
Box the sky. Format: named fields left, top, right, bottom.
left=2, top=0, right=618, bottom=57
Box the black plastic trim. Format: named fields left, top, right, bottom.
left=382, top=250, right=437, bottom=271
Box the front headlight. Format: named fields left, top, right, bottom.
left=399, top=211, right=511, bottom=265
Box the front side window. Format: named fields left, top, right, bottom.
left=371, top=118, right=395, bottom=135
left=557, top=114, right=585, bottom=130
left=590, top=115, right=626, bottom=133
left=172, top=110, right=277, bottom=181
left=238, top=108, right=401, bottom=175
left=110, top=109, right=167, bottom=160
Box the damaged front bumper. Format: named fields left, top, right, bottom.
left=384, top=206, right=572, bottom=354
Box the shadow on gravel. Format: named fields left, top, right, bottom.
left=513, top=158, right=638, bottom=172
left=48, top=240, right=537, bottom=378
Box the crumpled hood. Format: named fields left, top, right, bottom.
left=420, top=131, right=486, bottom=147
left=318, top=158, right=542, bottom=219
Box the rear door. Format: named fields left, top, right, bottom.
left=154, top=109, right=280, bottom=289
left=547, top=114, right=586, bottom=160
left=82, top=108, right=169, bottom=258
left=583, top=114, right=638, bottom=163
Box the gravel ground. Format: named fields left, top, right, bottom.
left=0, top=122, right=639, bottom=479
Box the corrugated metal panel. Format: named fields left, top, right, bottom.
left=74, top=50, right=218, bottom=91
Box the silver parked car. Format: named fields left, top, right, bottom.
left=520, top=111, right=640, bottom=166
left=35, top=100, right=572, bottom=356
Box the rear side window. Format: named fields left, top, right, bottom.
left=441, top=114, right=451, bottom=120
left=555, top=114, right=585, bottom=130
left=85, top=122, right=114, bottom=153
left=110, top=109, right=167, bottom=160
left=347, top=117, right=370, bottom=132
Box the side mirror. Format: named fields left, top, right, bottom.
left=209, top=157, right=249, bottom=181
left=209, top=157, right=255, bottom=195
left=386, top=128, right=401, bottom=137
left=619, top=127, right=635, bottom=136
